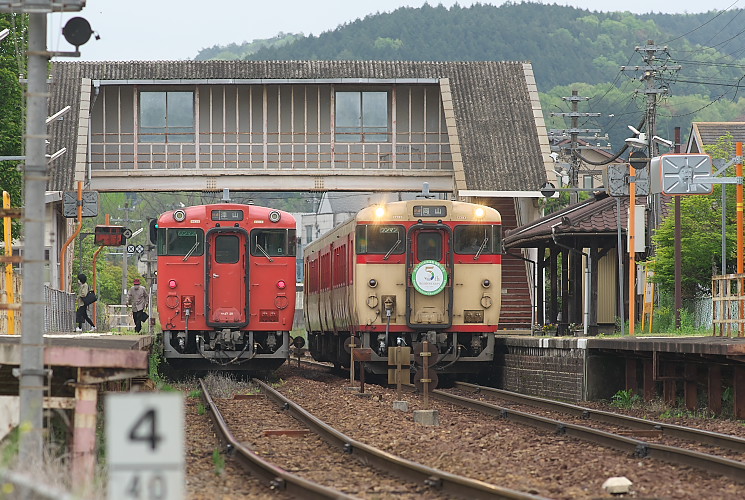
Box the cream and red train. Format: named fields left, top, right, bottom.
left=303, top=198, right=502, bottom=376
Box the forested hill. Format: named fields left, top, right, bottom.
left=195, top=2, right=745, bottom=149
left=195, top=2, right=745, bottom=99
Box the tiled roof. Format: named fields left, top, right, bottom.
left=504, top=193, right=648, bottom=248
left=688, top=122, right=745, bottom=153
left=47, top=60, right=548, bottom=192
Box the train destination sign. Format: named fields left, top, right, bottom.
left=412, top=260, right=448, bottom=296
left=413, top=205, right=447, bottom=218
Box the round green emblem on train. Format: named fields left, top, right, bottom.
left=411, top=260, right=448, bottom=296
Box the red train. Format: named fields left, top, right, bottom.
left=155, top=202, right=297, bottom=371
left=303, top=197, right=502, bottom=379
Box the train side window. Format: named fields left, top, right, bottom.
left=251, top=229, right=294, bottom=257
left=214, top=234, right=240, bottom=264
left=157, top=228, right=204, bottom=256
left=356, top=225, right=404, bottom=254
left=417, top=232, right=442, bottom=261
left=492, top=225, right=503, bottom=254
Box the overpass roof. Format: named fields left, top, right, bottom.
left=48, top=60, right=552, bottom=193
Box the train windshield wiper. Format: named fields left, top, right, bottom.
left=182, top=239, right=200, bottom=262
left=256, top=243, right=274, bottom=262
left=384, top=239, right=401, bottom=260
left=474, top=237, right=488, bottom=261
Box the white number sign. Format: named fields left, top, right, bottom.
left=106, top=393, right=184, bottom=500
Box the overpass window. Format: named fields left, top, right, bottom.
left=336, top=91, right=388, bottom=142
left=140, top=91, right=194, bottom=143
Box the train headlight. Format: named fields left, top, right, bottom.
left=368, top=278, right=378, bottom=288
left=269, top=211, right=281, bottom=223
left=374, top=206, right=385, bottom=218
left=474, top=207, right=485, bottom=218
left=277, top=280, right=286, bottom=289
left=482, top=279, right=491, bottom=288
left=173, top=209, right=186, bottom=222
left=168, top=279, right=177, bottom=289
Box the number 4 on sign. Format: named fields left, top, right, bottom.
left=129, top=409, right=164, bottom=451
left=106, top=393, right=184, bottom=500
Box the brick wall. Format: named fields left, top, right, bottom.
left=495, top=339, right=586, bottom=402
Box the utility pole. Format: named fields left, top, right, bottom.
left=18, top=11, right=48, bottom=465
left=112, top=200, right=140, bottom=304
left=622, top=41, right=681, bottom=232
left=550, top=90, right=603, bottom=204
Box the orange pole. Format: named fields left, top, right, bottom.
left=629, top=165, right=636, bottom=336
left=737, top=142, right=743, bottom=336
left=59, top=181, right=83, bottom=291
left=91, top=214, right=110, bottom=326
left=3, top=191, right=15, bottom=334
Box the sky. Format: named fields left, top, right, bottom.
left=47, top=0, right=743, bottom=61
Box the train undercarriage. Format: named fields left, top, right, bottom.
left=163, top=329, right=290, bottom=371
left=308, top=329, right=495, bottom=375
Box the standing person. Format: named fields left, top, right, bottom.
left=127, top=278, right=149, bottom=333
left=76, top=273, right=95, bottom=332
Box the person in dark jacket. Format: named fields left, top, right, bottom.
left=76, top=273, right=95, bottom=331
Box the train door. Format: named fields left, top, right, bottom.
left=206, top=229, right=249, bottom=327
left=406, top=224, right=453, bottom=328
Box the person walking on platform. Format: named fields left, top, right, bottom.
left=76, top=273, right=95, bottom=331
left=127, top=278, right=149, bottom=333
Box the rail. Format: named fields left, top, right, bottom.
left=198, top=379, right=353, bottom=500
left=433, top=383, right=745, bottom=483
left=254, top=379, right=545, bottom=500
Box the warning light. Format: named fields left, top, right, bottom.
left=94, top=225, right=126, bottom=246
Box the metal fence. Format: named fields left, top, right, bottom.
left=43, top=286, right=76, bottom=333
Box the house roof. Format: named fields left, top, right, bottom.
left=47, top=60, right=550, bottom=193
left=687, top=122, right=745, bottom=153
left=504, top=192, right=647, bottom=248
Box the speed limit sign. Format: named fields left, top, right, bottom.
left=106, top=393, right=184, bottom=500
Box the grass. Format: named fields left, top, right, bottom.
left=212, top=449, right=225, bottom=476
left=610, top=389, right=642, bottom=409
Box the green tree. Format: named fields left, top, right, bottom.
left=650, top=133, right=740, bottom=298
left=0, top=13, right=26, bottom=239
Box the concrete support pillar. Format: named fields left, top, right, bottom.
left=684, top=363, right=698, bottom=411
left=708, top=364, right=722, bottom=415
left=735, top=365, right=745, bottom=420
left=663, top=362, right=676, bottom=406
left=643, top=359, right=655, bottom=401
left=625, top=357, right=637, bottom=393
left=71, top=380, right=98, bottom=489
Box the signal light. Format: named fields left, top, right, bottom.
left=169, top=279, right=177, bottom=289
left=277, top=280, right=286, bottom=290
left=94, top=225, right=126, bottom=246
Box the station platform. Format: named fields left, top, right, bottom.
left=493, top=334, right=745, bottom=419
left=0, top=333, right=152, bottom=396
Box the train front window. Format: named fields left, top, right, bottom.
left=417, top=232, right=442, bottom=261
left=453, top=225, right=502, bottom=255
left=251, top=229, right=296, bottom=257
left=157, top=228, right=204, bottom=256
left=355, top=225, right=405, bottom=254
left=215, top=234, right=240, bottom=264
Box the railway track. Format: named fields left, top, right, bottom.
left=284, top=357, right=745, bottom=494
left=199, top=377, right=546, bottom=499
left=435, top=382, right=745, bottom=483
